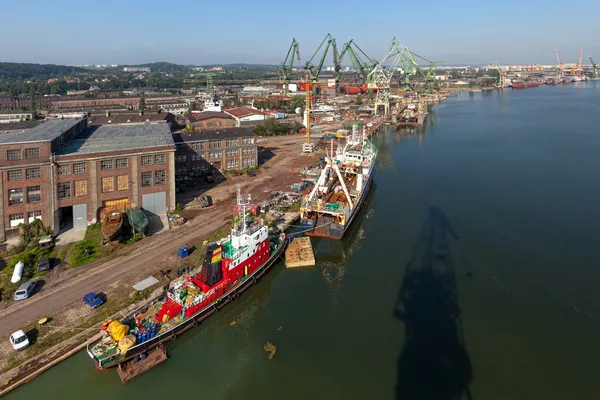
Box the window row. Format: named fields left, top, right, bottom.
left=58, top=162, right=86, bottom=175
left=8, top=186, right=41, bottom=205
left=6, top=148, right=40, bottom=161
left=57, top=180, right=88, bottom=199
left=8, top=211, right=41, bottom=228
left=141, top=170, right=166, bottom=187
left=140, top=154, right=166, bottom=166
left=100, top=158, right=128, bottom=171
left=242, top=147, right=255, bottom=154
left=226, top=159, right=240, bottom=169
left=7, top=167, right=41, bottom=181
left=243, top=158, right=256, bottom=167
left=102, top=176, right=129, bottom=193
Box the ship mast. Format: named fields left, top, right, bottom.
left=236, top=185, right=252, bottom=235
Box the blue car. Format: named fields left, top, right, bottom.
left=83, top=292, right=104, bottom=308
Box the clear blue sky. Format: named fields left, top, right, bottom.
left=1, top=0, right=599, bottom=66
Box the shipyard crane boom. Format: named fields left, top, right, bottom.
left=279, top=38, right=301, bottom=91
left=409, top=51, right=443, bottom=93
left=304, top=33, right=341, bottom=90
left=577, top=48, right=583, bottom=78
left=339, top=40, right=379, bottom=85
left=556, top=48, right=564, bottom=77
left=590, top=56, right=598, bottom=77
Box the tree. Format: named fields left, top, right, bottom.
left=253, top=118, right=290, bottom=136
left=292, top=120, right=303, bottom=134
left=290, top=95, right=305, bottom=113
left=355, top=95, right=363, bottom=105
left=29, top=87, right=36, bottom=112
left=139, top=94, right=146, bottom=113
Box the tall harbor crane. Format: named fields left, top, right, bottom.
left=304, top=33, right=341, bottom=92
left=338, top=40, right=379, bottom=86
left=556, top=48, right=564, bottom=78
left=577, top=48, right=583, bottom=78
left=487, top=61, right=506, bottom=88
left=590, top=56, right=598, bottom=77
left=279, top=38, right=301, bottom=94
left=410, top=51, right=443, bottom=93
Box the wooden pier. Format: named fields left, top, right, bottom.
left=116, top=344, right=167, bottom=383
left=285, top=236, right=316, bottom=268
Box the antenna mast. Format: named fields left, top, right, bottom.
left=236, top=185, right=251, bottom=234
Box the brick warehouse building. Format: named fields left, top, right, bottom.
left=172, top=128, right=258, bottom=174
left=0, top=118, right=175, bottom=240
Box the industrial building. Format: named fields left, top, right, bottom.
left=224, top=107, right=266, bottom=127
left=172, top=128, right=258, bottom=174
left=189, top=111, right=235, bottom=130
left=0, top=118, right=175, bottom=241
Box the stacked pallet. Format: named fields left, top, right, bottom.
left=285, top=236, right=316, bottom=268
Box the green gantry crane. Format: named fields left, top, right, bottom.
left=590, top=56, right=598, bottom=77
left=409, top=51, right=443, bottom=93
left=339, top=40, right=379, bottom=87
left=279, top=38, right=301, bottom=93
left=304, top=33, right=341, bottom=92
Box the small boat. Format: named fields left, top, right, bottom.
left=512, top=81, right=539, bottom=89
left=101, top=209, right=123, bottom=240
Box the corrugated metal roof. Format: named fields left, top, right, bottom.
left=55, top=122, right=174, bottom=156
left=0, top=119, right=83, bottom=144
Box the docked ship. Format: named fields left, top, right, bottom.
left=87, top=189, right=286, bottom=370
left=300, top=126, right=377, bottom=239
left=512, top=81, right=539, bottom=89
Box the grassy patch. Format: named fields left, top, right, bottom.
left=67, top=224, right=104, bottom=268
left=1, top=286, right=137, bottom=373
left=0, top=246, right=55, bottom=302
left=170, top=203, right=184, bottom=215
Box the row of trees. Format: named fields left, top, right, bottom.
left=252, top=118, right=303, bottom=136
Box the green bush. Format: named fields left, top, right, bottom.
left=132, top=288, right=152, bottom=302
left=127, top=234, right=143, bottom=245
left=171, top=203, right=184, bottom=215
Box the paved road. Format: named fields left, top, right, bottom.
left=0, top=206, right=232, bottom=337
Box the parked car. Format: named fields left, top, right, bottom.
left=14, top=280, right=37, bottom=301
left=83, top=292, right=104, bottom=308
left=248, top=172, right=256, bottom=177
left=9, top=330, right=29, bottom=351
left=38, top=235, right=54, bottom=250
left=37, top=257, right=51, bottom=272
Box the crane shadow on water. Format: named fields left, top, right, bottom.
left=394, top=207, right=473, bottom=400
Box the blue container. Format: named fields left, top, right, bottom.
left=137, top=334, right=142, bottom=343
left=142, top=332, right=147, bottom=342
left=178, top=245, right=189, bottom=259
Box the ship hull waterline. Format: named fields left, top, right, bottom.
left=87, top=234, right=286, bottom=370
left=303, top=173, right=374, bottom=240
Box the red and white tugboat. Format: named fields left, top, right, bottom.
left=87, top=188, right=286, bottom=370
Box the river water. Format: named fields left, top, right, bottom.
left=7, top=83, right=600, bottom=399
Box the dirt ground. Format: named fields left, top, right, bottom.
left=0, top=134, right=319, bottom=342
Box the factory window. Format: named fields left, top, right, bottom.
left=58, top=165, right=71, bottom=175
left=6, top=150, right=21, bottom=161
left=75, top=180, right=87, bottom=197
left=26, top=167, right=41, bottom=179
left=210, top=140, right=222, bottom=149
left=117, top=175, right=128, bottom=191
left=57, top=182, right=71, bottom=199
left=141, top=172, right=153, bottom=187
left=73, top=163, right=86, bottom=174
left=28, top=210, right=42, bottom=221
left=24, top=148, right=40, bottom=159
left=7, top=170, right=22, bottom=181
left=8, top=188, right=24, bottom=205
left=9, top=213, right=24, bottom=227
left=27, top=186, right=41, bottom=203
left=141, top=155, right=153, bottom=166
left=192, top=142, right=203, bottom=151
left=226, top=149, right=238, bottom=156
left=154, top=154, right=166, bottom=164
left=175, top=154, right=187, bottom=163
left=116, top=158, right=128, bottom=169
left=226, top=139, right=237, bottom=147
left=102, top=176, right=115, bottom=193
left=100, top=159, right=113, bottom=171
left=191, top=154, right=201, bottom=161
left=154, top=170, right=166, bottom=185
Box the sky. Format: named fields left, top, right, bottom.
left=1, top=0, right=599, bottom=66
